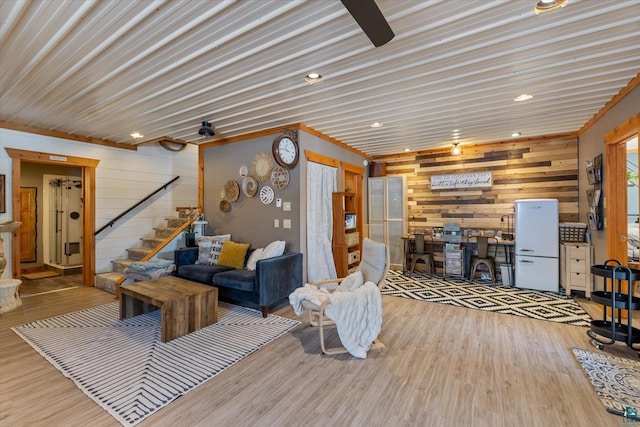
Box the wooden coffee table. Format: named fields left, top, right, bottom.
left=120, top=276, right=218, bottom=343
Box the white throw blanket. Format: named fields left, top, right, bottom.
left=289, top=284, right=331, bottom=315
left=289, top=282, right=382, bottom=359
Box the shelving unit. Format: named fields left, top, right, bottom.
left=332, top=192, right=362, bottom=277
left=587, top=260, right=640, bottom=354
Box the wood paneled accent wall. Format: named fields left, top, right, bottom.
left=374, top=136, right=579, bottom=233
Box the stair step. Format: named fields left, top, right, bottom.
left=126, top=248, right=152, bottom=261
left=141, top=237, right=165, bottom=249
left=95, top=272, right=123, bottom=295
left=155, top=227, right=179, bottom=238
left=112, top=259, right=135, bottom=274
left=166, top=217, right=188, bottom=228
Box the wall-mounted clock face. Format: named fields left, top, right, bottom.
left=272, top=133, right=299, bottom=169
left=260, top=185, right=274, bottom=204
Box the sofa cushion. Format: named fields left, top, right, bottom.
left=245, top=248, right=264, bottom=271
left=217, top=240, right=250, bottom=269
left=177, top=263, right=233, bottom=284
left=213, top=269, right=256, bottom=292
left=207, top=235, right=232, bottom=265
left=196, top=234, right=231, bottom=264
left=261, top=240, right=285, bottom=260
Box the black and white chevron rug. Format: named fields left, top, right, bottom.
left=12, top=302, right=299, bottom=426
left=382, top=270, right=592, bottom=326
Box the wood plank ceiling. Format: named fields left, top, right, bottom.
left=0, top=0, right=638, bottom=156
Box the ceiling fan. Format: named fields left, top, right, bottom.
left=340, top=0, right=394, bottom=47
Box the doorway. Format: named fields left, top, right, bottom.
left=6, top=148, right=98, bottom=286
left=605, top=113, right=639, bottom=264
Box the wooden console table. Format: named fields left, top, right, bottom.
left=120, top=276, right=218, bottom=343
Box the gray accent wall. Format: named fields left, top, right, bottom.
left=201, top=129, right=368, bottom=279
left=202, top=134, right=302, bottom=252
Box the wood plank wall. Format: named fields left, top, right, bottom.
left=374, top=136, right=579, bottom=235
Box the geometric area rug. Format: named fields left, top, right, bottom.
left=572, top=348, right=640, bottom=420
left=12, top=302, right=300, bottom=426
left=382, top=269, right=592, bottom=327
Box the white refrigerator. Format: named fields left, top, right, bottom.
left=514, top=199, right=559, bottom=292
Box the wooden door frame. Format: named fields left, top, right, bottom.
left=5, top=148, right=99, bottom=286
left=604, top=113, right=639, bottom=262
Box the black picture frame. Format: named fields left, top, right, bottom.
left=0, top=174, right=5, bottom=213
left=593, top=154, right=602, bottom=183
left=586, top=166, right=597, bottom=185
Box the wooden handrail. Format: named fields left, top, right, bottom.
left=95, top=176, right=180, bottom=236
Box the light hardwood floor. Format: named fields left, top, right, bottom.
left=0, top=281, right=637, bottom=427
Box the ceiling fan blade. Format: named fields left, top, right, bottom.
left=341, top=0, right=395, bottom=47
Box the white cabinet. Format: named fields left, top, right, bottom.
left=560, top=242, right=593, bottom=298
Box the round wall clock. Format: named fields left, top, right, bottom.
left=251, top=152, right=274, bottom=182
left=260, top=185, right=274, bottom=204
left=271, top=166, right=290, bottom=190
left=272, top=132, right=299, bottom=169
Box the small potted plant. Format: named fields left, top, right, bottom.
left=184, top=208, right=198, bottom=247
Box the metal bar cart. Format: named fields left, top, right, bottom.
left=587, top=259, right=640, bottom=356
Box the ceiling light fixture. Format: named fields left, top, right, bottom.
left=514, top=93, right=533, bottom=102
left=130, top=132, right=143, bottom=139
left=404, top=148, right=411, bottom=152
left=198, top=121, right=215, bottom=137
left=370, top=122, right=383, bottom=128
left=534, top=0, right=568, bottom=14
left=451, top=143, right=462, bottom=156
left=304, top=73, right=323, bottom=84
left=512, top=132, right=522, bottom=137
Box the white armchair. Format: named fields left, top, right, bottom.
left=290, top=238, right=389, bottom=357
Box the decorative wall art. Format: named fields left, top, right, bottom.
left=251, top=152, right=274, bottom=182
left=260, top=185, right=274, bottom=204
left=271, top=166, right=290, bottom=190
left=242, top=176, right=258, bottom=197
left=223, top=180, right=240, bottom=202
left=430, top=172, right=492, bottom=190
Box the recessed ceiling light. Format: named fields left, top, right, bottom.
left=534, top=0, right=568, bottom=15
left=370, top=122, right=383, bottom=128
left=130, top=132, right=143, bottom=139
left=514, top=93, right=533, bottom=102
left=404, top=148, right=411, bottom=152
left=304, top=73, right=323, bottom=84
left=512, top=132, right=522, bottom=137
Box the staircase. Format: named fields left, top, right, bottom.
left=95, top=212, right=191, bottom=294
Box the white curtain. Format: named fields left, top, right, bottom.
left=306, top=162, right=337, bottom=282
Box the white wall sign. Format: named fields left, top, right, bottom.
left=430, top=172, right=492, bottom=190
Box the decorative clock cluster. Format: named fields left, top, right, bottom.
left=220, top=130, right=299, bottom=209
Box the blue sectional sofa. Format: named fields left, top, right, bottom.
left=174, top=247, right=303, bottom=317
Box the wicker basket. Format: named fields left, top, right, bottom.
left=559, top=222, right=587, bottom=242
left=345, top=232, right=360, bottom=246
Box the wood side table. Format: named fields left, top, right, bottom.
left=120, top=276, right=218, bottom=343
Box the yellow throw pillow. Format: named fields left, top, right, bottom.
left=217, top=240, right=250, bottom=270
